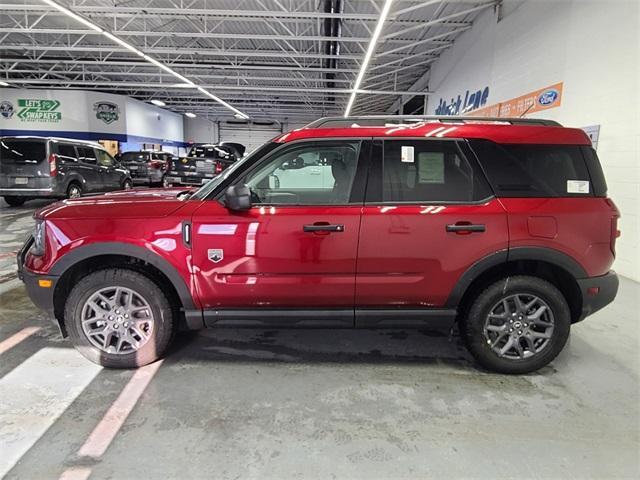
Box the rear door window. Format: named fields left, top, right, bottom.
left=0, top=139, right=46, bottom=164
left=56, top=144, right=78, bottom=162
left=378, top=140, right=491, bottom=203
left=78, top=146, right=97, bottom=164
left=470, top=140, right=593, bottom=197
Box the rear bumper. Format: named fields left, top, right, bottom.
left=576, top=271, right=619, bottom=322
left=0, top=187, right=59, bottom=197
left=164, top=174, right=214, bottom=186
left=130, top=170, right=164, bottom=184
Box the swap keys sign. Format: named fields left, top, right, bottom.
left=17, top=99, right=62, bottom=122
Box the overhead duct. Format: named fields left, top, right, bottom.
left=323, top=0, right=342, bottom=104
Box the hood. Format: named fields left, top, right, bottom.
left=35, top=187, right=196, bottom=220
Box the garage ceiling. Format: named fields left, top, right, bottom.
left=1, top=0, right=496, bottom=121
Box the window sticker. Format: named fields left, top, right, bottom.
left=418, top=152, right=445, bottom=184
left=401, top=145, right=414, bottom=163
left=567, top=180, right=590, bottom=194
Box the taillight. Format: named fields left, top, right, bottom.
left=48, top=154, right=58, bottom=177
left=215, top=161, right=223, bottom=174
left=605, top=198, right=621, bottom=256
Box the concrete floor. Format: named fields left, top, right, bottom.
left=1, top=199, right=639, bottom=480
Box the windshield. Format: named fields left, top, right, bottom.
left=190, top=142, right=279, bottom=200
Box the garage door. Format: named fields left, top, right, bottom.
left=219, top=120, right=282, bottom=154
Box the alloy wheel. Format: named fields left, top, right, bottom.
left=483, top=293, right=555, bottom=360
left=80, top=286, right=155, bottom=354
left=68, top=185, right=81, bottom=199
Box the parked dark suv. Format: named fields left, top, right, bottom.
left=119, top=150, right=173, bottom=186
left=18, top=116, right=620, bottom=373
left=1, top=136, right=133, bottom=206
left=163, top=143, right=238, bottom=187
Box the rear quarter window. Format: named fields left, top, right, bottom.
left=469, top=140, right=594, bottom=197
left=0, top=139, right=47, bottom=163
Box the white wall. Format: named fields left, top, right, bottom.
left=123, top=98, right=183, bottom=143
left=184, top=116, right=217, bottom=144
left=0, top=88, right=183, bottom=145
left=425, top=0, right=639, bottom=280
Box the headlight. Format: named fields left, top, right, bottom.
left=31, top=220, right=45, bottom=256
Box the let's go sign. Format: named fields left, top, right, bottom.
left=17, top=99, right=62, bottom=122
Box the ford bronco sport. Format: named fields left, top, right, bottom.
left=18, top=116, right=620, bottom=373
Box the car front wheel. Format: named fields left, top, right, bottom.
left=64, top=269, right=175, bottom=368
left=122, top=179, right=133, bottom=190
left=461, top=276, right=571, bottom=374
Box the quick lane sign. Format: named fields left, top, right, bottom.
left=17, top=99, right=62, bottom=122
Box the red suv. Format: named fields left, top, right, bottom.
left=18, top=116, right=620, bottom=373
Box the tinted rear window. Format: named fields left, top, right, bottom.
left=470, top=140, right=594, bottom=197
left=0, top=139, right=46, bottom=164
left=188, top=146, right=227, bottom=159
left=121, top=152, right=147, bottom=163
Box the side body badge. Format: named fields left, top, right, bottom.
left=208, top=249, right=224, bottom=263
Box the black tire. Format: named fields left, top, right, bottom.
left=122, top=179, right=133, bottom=190
left=3, top=196, right=27, bottom=207
left=64, top=269, right=175, bottom=368
left=461, top=276, right=571, bottom=374
left=66, top=182, right=82, bottom=199
left=162, top=175, right=171, bottom=188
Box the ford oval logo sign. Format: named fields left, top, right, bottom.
left=538, top=89, right=559, bottom=106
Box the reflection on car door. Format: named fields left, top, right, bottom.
left=76, top=146, right=101, bottom=192
left=191, top=140, right=371, bottom=326
left=355, top=139, right=509, bottom=325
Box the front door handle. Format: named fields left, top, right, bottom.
left=303, top=223, right=345, bottom=233
left=446, top=223, right=486, bottom=233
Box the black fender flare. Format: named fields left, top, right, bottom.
left=50, top=242, right=196, bottom=310
left=445, top=247, right=587, bottom=307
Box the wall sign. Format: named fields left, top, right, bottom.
left=94, top=101, right=120, bottom=124
left=0, top=100, right=14, bottom=119
left=435, top=86, right=490, bottom=115
left=581, top=125, right=600, bottom=150
left=470, top=82, right=563, bottom=117
left=17, top=98, right=62, bottom=122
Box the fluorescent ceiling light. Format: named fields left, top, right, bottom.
left=150, top=99, right=166, bottom=107
left=0, top=81, right=9, bottom=87
left=185, top=112, right=196, bottom=118
left=40, top=0, right=249, bottom=119
left=344, top=0, right=394, bottom=117
left=42, top=0, right=103, bottom=32
left=171, top=83, right=196, bottom=88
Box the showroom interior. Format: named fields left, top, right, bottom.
left=0, top=0, right=638, bottom=479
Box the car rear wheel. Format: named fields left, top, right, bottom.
left=162, top=175, right=171, bottom=188
left=67, top=183, right=82, bottom=199
left=461, top=276, right=571, bottom=374
left=122, top=179, right=133, bottom=190
left=65, top=269, right=175, bottom=368
left=3, top=196, right=27, bottom=207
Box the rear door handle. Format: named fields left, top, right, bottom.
left=446, top=223, right=486, bottom=233
left=303, top=223, right=345, bottom=233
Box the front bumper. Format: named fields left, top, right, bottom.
left=18, top=236, right=58, bottom=320
left=576, top=270, right=619, bottom=322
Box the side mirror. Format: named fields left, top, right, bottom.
left=224, top=184, right=251, bottom=211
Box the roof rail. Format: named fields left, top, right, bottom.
left=305, top=115, right=562, bottom=128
